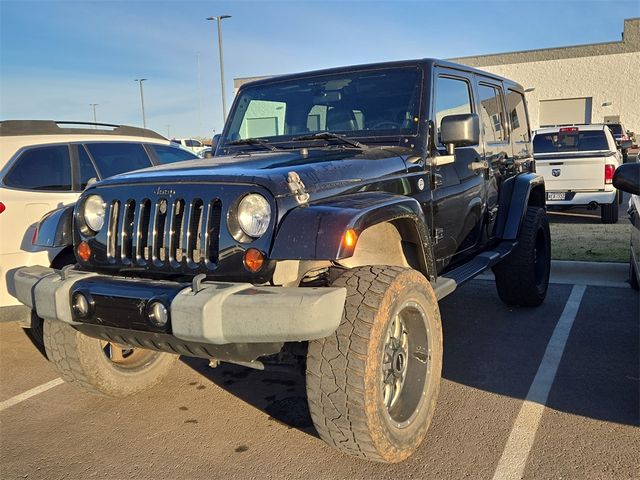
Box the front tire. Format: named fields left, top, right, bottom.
left=493, top=206, right=551, bottom=307
left=306, top=266, right=442, bottom=463
left=44, top=320, right=176, bottom=397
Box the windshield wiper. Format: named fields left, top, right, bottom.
left=227, top=138, right=281, bottom=151
left=292, top=132, right=368, bottom=150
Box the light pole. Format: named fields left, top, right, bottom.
left=89, top=103, right=98, bottom=126
left=134, top=78, right=148, bottom=128
left=206, top=15, right=231, bottom=122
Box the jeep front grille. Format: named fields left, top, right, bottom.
left=106, top=196, right=222, bottom=268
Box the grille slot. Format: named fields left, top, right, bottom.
left=105, top=193, right=222, bottom=270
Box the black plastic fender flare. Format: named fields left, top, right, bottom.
left=270, top=191, right=436, bottom=278
left=496, top=173, right=546, bottom=240
left=33, top=204, right=75, bottom=248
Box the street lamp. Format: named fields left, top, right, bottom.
left=206, top=15, right=231, bottom=122
left=134, top=78, right=148, bottom=128
left=89, top=103, right=98, bottom=126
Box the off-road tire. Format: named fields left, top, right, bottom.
left=306, top=266, right=442, bottom=463
left=630, top=255, right=639, bottom=291
left=493, top=206, right=551, bottom=307
left=601, top=195, right=619, bottom=224
left=43, top=320, right=176, bottom=397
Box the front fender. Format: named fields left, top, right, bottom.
left=34, top=205, right=74, bottom=248
left=496, top=173, right=545, bottom=240
left=270, top=192, right=435, bottom=275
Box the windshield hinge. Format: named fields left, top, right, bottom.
left=287, top=171, right=310, bottom=205
left=433, top=228, right=444, bottom=243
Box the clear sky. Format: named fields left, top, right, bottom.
left=1, top=0, right=637, bottom=139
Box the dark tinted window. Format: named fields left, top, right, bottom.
left=434, top=76, right=473, bottom=144
left=507, top=90, right=530, bottom=143
left=152, top=145, right=199, bottom=164
left=78, top=145, right=98, bottom=189
left=85, top=142, right=151, bottom=178
left=533, top=130, right=609, bottom=153
left=4, top=145, right=72, bottom=191
left=607, top=124, right=623, bottom=135
left=184, top=139, right=201, bottom=147
left=478, top=84, right=506, bottom=143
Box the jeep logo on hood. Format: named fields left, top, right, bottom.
left=154, top=187, right=176, bottom=197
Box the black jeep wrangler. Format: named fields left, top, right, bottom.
left=13, top=59, right=549, bottom=463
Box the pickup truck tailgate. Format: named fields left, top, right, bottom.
left=535, top=153, right=607, bottom=191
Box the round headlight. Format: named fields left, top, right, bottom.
left=82, top=194, right=106, bottom=232
left=237, top=194, right=271, bottom=238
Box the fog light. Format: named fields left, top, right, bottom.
left=72, top=292, right=90, bottom=318
left=148, top=301, right=168, bottom=327
left=77, top=241, right=91, bottom=262
left=243, top=248, right=265, bottom=273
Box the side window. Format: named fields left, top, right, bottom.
left=238, top=99, right=286, bottom=139
left=152, top=145, right=199, bottom=164
left=4, top=145, right=72, bottom=191
left=78, top=145, right=99, bottom=190
left=85, top=143, right=152, bottom=179
left=434, top=76, right=473, bottom=145
left=478, top=84, right=506, bottom=143
left=508, top=90, right=531, bottom=143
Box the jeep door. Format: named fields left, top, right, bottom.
left=475, top=79, right=511, bottom=240
left=430, top=69, right=486, bottom=270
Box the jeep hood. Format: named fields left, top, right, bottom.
left=95, top=148, right=409, bottom=199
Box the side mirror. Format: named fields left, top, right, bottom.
left=620, top=140, right=632, bottom=150
left=211, top=133, right=221, bottom=151
left=440, top=113, right=480, bottom=155
left=613, top=163, right=640, bottom=196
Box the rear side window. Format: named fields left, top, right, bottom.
left=607, top=124, right=623, bottom=135
left=151, top=145, right=199, bottom=164
left=85, top=142, right=152, bottom=179
left=4, top=145, right=72, bottom=191
left=533, top=130, right=609, bottom=153
left=478, top=84, right=506, bottom=143
left=184, top=139, right=202, bottom=147
left=507, top=90, right=530, bottom=143
left=434, top=76, right=473, bottom=145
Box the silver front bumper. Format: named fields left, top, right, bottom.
left=12, top=266, right=347, bottom=345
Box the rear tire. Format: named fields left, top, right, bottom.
left=306, top=266, right=442, bottom=463
left=44, top=320, right=176, bottom=397
left=630, top=255, right=639, bottom=291
left=601, top=195, right=619, bottom=224
left=493, top=207, right=551, bottom=307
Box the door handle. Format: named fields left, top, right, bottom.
left=469, top=160, right=489, bottom=172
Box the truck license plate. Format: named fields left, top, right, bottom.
left=547, top=192, right=566, bottom=201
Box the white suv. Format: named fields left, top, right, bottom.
left=533, top=124, right=623, bottom=223
left=0, top=120, right=199, bottom=323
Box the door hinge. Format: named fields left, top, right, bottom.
left=433, top=228, right=444, bottom=243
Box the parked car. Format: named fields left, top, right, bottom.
left=198, top=147, right=214, bottom=159
left=12, top=59, right=549, bottom=463
left=171, top=138, right=207, bottom=156
left=0, top=120, right=198, bottom=324
left=533, top=124, right=623, bottom=223
left=606, top=122, right=631, bottom=162
left=613, top=163, right=640, bottom=290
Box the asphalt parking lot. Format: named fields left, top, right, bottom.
left=1, top=276, right=638, bottom=479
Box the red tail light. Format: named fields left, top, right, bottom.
left=604, top=164, right=615, bottom=184
left=559, top=127, right=578, bottom=133
left=0, top=202, right=5, bottom=214
left=31, top=226, right=39, bottom=245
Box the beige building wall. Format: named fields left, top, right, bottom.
left=479, top=51, right=639, bottom=133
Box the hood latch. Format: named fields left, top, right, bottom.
left=287, top=171, right=310, bottom=205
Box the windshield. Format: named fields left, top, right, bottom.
left=223, top=67, right=422, bottom=146
left=534, top=129, right=609, bottom=153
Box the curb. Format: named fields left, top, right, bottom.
left=477, top=260, right=631, bottom=288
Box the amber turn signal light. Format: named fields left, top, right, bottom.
left=343, top=229, right=358, bottom=249
left=77, top=241, right=92, bottom=262
left=243, top=248, right=265, bottom=272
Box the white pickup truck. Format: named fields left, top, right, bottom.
left=533, top=125, right=623, bottom=223
left=170, top=138, right=207, bottom=156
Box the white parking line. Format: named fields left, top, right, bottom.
left=492, top=285, right=586, bottom=480
left=0, top=378, right=64, bottom=413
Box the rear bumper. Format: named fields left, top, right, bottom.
left=546, top=190, right=617, bottom=207
left=12, top=266, right=346, bottom=345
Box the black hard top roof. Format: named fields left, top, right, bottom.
left=238, top=58, right=525, bottom=92
left=0, top=120, right=167, bottom=140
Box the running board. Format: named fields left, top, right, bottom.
left=433, top=241, right=517, bottom=300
